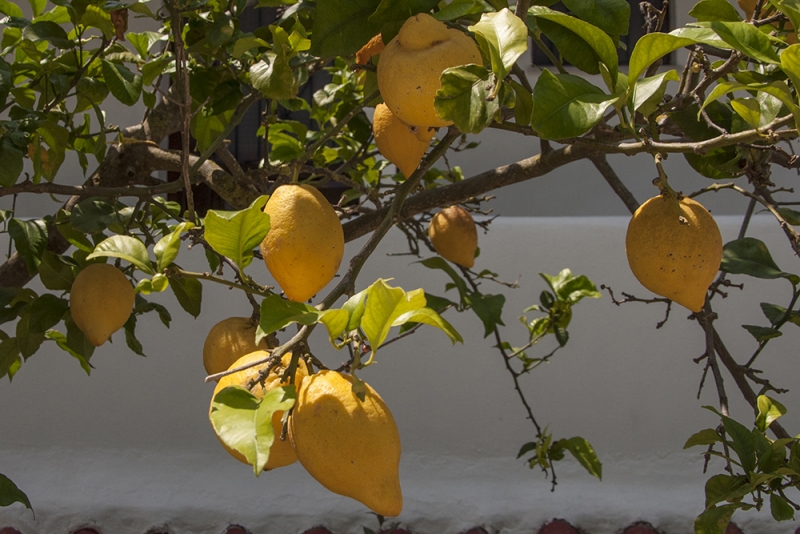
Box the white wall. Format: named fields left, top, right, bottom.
left=2, top=214, right=799, bottom=534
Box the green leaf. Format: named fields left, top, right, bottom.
left=123, top=314, right=145, bottom=356
left=771, top=494, right=795, bottom=521
left=561, top=437, right=602, bottom=479
left=690, top=0, right=743, bottom=21
left=701, top=80, right=800, bottom=131
left=563, top=0, right=630, bottom=36
left=70, top=197, right=121, bottom=233
left=684, top=428, right=722, bottom=448
left=704, top=474, right=748, bottom=509
left=368, top=0, right=439, bottom=26
left=257, top=294, right=321, bottom=340
left=154, top=221, right=194, bottom=272
left=192, top=108, right=235, bottom=154
left=531, top=70, right=618, bottom=140
left=434, top=64, right=500, bottom=134
left=695, top=504, right=738, bottom=534
left=508, top=79, right=533, bottom=126
left=0, top=136, right=24, bottom=187
left=309, top=0, right=383, bottom=58
left=0, top=473, right=32, bottom=511
left=101, top=59, right=142, bottom=106
left=631, top=69, right=680, bottom=116
left=628, top=33, right=698, bottom=82
left=36, top=251, right=76, bottom=291
left=390, top=307, right=463, bottom=344
left=62, top=319, right=94, bottom=372
left=0, top=338, right=21, bottom=381
left=318, top=308, right=350, bottom=346
left=82, top=4, right=114, bottom=39
left=16, top=308, right=45, bottom=359
left=721, top=238, right=799, bottom=285
left=127, top=30, right=166, bottom=58
left=210, top=385, right=296, bottom=475
left=168, top=274, right=202, bottom=318
left=469, top=8, right=528, bottom=80
left=204, top=195, right=270, bottom=270
left=250, top=54, right=296, bottom=100
left=540, top=269, right=602, bottom=303
left=756, top=395, right=787, bottom=432
left=87, top=236, right=154, bottom=274
left=709, top=21, right=781, bottom=64
left=730, top=97, right=761, bottom=129
left=529, top=6, right=618, bottom=81
left=465, top=291, right=505, bottom=337
left=434, top=0, right=489, bottom=20
left=776, top=206, right=800, bottom=226
left=267, top=123, right=305, bottom=164
left=29, top=294, right=68, bottom=335
left=22, top=20, right=72, bottom=48
left=722, top=415, right=756, bottom=472
left=780, top=44, right=800, bottom=90
left=8, top=218, right=48, bottom=275
left=361, top=280, right=428, bottom=353
left=741, top=324, right=782, bottom=342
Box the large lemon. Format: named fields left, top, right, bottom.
left=625, top=195, right=723, bottom=312
left=429, top=205, right=478, bottom=268
left=289, top=370, right=403, bottom=517
left=202, top=316, right=268, bottom=375
left=260, top=184, right=344, bottom=302
left=210, top=351, right=308, bottom=470
left=373, top=102, right=435, bottom=178
left=377, top=13, right=482, bottom=128
left=69, top=263, right=135, bottom=346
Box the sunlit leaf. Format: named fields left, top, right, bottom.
left=204, top=196, right=270, bottom=269
left=87, top=236, right=155, bottom=275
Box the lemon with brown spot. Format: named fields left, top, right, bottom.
left=625, top=195, right=723, bottom=312
left=289, top=370, right=403, bottom=516
left=373, top=102, right=435, bottom=178
left=260, top=184, right=344, bottom=302
left=210, top=351, right=308, bottom=470
left=70, top=263, right=135, bottom=346
left=377, top=13, right=482, bottom=128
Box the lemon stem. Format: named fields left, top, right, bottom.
left=653, top=153, right=684, bottom=221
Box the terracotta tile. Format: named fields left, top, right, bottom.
left=539, top=519, right=579, bottom=534
left=302, top=528, right=334, bottom=534
left=462, top=529, right=490, bottom=534
left=225, top=527, right=250, bottom=534
left=0, top=528, right=22, bottom=534
left=623, top=522, right=659, bottom=534
left=72, top=529, right=100, bottom=534
left=726, top=523, right=744, bottom=534
left=380, top=529, right=412, bottom=534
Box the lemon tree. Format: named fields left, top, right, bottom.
left=2, top=0, right=800, bottom=529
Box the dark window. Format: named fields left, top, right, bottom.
left=531, top=0, right=672, bottom=66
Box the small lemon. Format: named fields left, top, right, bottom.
left=625, top=194, right=723, bottom=312
left=373, top=103, right=434, bottom=178
left=289, top=370, right=403, bottom=517
left=429, top=205, right=478, bottom=268
left=260, top=184, right=344, bottom=302
left=210, top=351, right=308, bottom=470
left=69, top=263, right=135, bottom=346
left=377, top=13, right=482, bottom=128
left=203, top=317, right=268, bottom=375
left=356, top=33, right=385, bottom=66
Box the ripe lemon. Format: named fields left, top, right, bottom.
left=373, top=103, right=435, bottom=178
left=377, top=13, right=482, bottom=128
left=289, top=370, right=403, bottom=517
left=69, top=263, right=135, bottom=346
left=356, top=33, right=385, bottom=66
left=429, top=205, right=478, bottom=268
left=203, top=316, right=268, bottom=375
left=210, top=351, right=308, bottom=470
left=625, top=195, right=723, bottom=312
left=260, top=184, right=344, bottom=302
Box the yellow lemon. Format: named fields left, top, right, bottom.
left=210, top=351, right=308, bottom=470
left=69, top=263, right=135, bottom=346
left=260, top=184, right=344, bottom=302
left=377, top=13, right=482, bottom=128
left=429, top=205, right=478, bottom=268
left=356, top=33, right=385, bottom=66
left=203, top=316, right=268, bottom=375
left=625, top=195, right=723, bottom=312
left=289, top=370, right=403, bottom=517
left=373, top=102, right=434, bottom=178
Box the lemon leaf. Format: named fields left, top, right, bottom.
left=391, top=307, right=463, bottom=344
left=257, top=294, right=321, bottom=342
left=435, top=64, right=500, bottom=134
left=709, top=21, right=781, bottom=64
left=690, top=0, right=742, bottom=22
left=318, top=309, right=350, bottom=346
left=87, top=235, right=155, bottom=275
left=168, top=274, right=202, bottom=318
left=361, top=280, right=427, bottom=352
left=154, top=221, right=194, bottom=272
left=694, top=504, right=739, bottom=534
left=563, top=0, right=630, bottom=36
left=756, top=395, right=787, bottom=432
left=0, top=472, right=33, bottom=513
left=559, top=437, right=602, bottom=479
left=210, top=385, right=296, bottom=476
left=684, top=428, right=722, bottom=449
left=631, top=69, right=680, bottom=116
left=721, top=237, right=800, bottom=285
left=8, top=218, right=48, bottom=275
left=628, top=33, right=698, bottom=82
left=309, top=0, right=383, bottom=58
left=464, top=291, right=505, bottom=337
left=469, top=8, right=528, bottom=80
left=204, top=195, right=270, bottom=270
